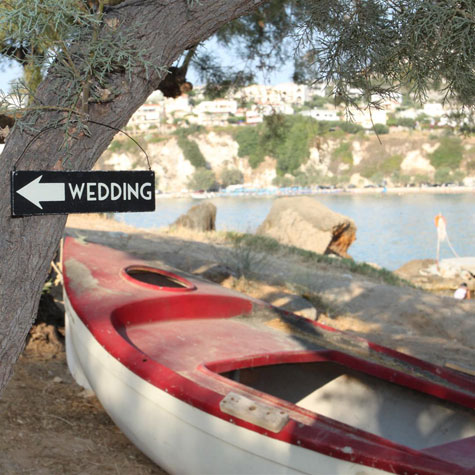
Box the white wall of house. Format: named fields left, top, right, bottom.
left=423, top=102, right=445, bottom=117
left=164, top=96, right=192, bottom=116
left=347, top=108, right=387, bottom=128
left=272, top=83, right=310, bottom=105
left=194, top=99, right=238, bottom=115
left=300, top=108, right=339, bottom=121
left=246, top=110, right=263, bottom=124
left=128, top=103, right=162, bottom=130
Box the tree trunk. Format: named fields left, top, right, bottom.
left=0, top=0, right=267, bottom=395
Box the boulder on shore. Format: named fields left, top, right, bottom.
left=256, top=196, right=356, bottom=258
left=173, top=201, right=216, bottom=231
left=395, top=258, right=475, bottom=292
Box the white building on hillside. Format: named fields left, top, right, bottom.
left=246, top=110, right=263, bottom=124
left=234, top=84, right=271, bottom=105
left=163, top=95, right=192, bottom=123
left=272, top=83, right=310, bottom=105
left=423, top=102, right=445, bottom=117
left=188, top=99, right=238, bottom=127
left=128, top=103, right=162, bottom=130
left=347, top=107, right=387, bottom=128
left=259, top=103, right=294, bottom=116
left=194, top=99, right=238, bottom=115
left=234, top=83, right=311, bottom=107
left=308, top=82, right=328, bottom=97
left=300, top=108, right=339, bottom=121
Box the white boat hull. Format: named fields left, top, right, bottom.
left=65, top=293, right=387, bottom=475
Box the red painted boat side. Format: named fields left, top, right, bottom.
left=62, top=237, right=475, bottom=475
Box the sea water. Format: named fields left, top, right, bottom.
left=115, top=192, right=475, bottom=271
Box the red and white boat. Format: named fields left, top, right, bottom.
left=62, top=237, right=475, bottom=474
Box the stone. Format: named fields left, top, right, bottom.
left=193, top=262, right=237, bottom=283
left=173, top=201, right=216, bottom=231
left=395, top=258, right=475, bottom=293
left=256, top=196, right=356, bottom=258
left=395, top=259, right=437, bottom=279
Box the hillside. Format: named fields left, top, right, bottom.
left=97, top=124, right=475, bottom=192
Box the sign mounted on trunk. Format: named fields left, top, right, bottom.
left=11, top=170, right=155, bottom=216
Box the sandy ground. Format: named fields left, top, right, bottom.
left=1, top=213, right=474, bottom=474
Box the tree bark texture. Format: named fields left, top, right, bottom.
left=0, top=0, right=268, bottom=394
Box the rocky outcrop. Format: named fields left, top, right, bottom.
left=256, top=196, right=356, bottom=258
left=100, top=131, right=475, bottom=192
left=395, top=258, right=475, bottom=293
left=173, top=201, right=217, bottom=231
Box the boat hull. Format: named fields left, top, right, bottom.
left=65, top=293, right=387, bottom=475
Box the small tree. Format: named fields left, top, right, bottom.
left=220, top=168, right=244, bottom=187
left=373, top=123, right=389, bottom=135
left=188, top=167, right=218, bottom=191
left=430, top=137, right=464, bottom=170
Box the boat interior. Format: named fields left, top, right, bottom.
left=220, top=360, right=475, bottom=451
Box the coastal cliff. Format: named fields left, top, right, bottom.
left=97, top=128, right=475, bottom=192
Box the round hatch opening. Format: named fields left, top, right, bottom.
left=123, top=266, right=196, bottom=291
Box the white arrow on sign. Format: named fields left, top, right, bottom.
left=16, top=175, right=65, bottom=210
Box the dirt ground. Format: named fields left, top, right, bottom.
left=1, top=213, right=474, bottom=474
left=0, top=353, right=165, bottom=475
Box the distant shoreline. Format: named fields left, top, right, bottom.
left=156, top=185, right=475, bottom=200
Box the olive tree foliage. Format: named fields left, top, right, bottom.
left=189, top=0, right=475, bottom=109
left=0, top=0, right=164, bottom=155
left=293, top=0, right=475, bottom=109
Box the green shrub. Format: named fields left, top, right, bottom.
left=360, top=163, right=378, bottom=179
left=332, top=141, right=353, bottom=165
left=274, top=116, right=319, bottom=175
left=188, top=168, right=217, bottom=191
left=272, top=175, right=294, bottom=187
left=434, top=167, right=452, bottom=184
left=294, top=166, right=325, bottom=186
left=337, top=121, right=364, bottom=134
left=387, top=117, right=416, bottom=129
left=227, top=115, right=245, bottom=124
left=220, top=168, right=244, bottom=187
left=368, top=171, right=383, bottom=184
left=373, top=123, right=389, bottom=135
left=235, top=115, right=321, bottom=173
left=304, top=95, right=331, bottom=108
left=380, top=154, right=403, bottom=174
left=466, top=158, right=475, bottom=172
left=176, top=133, right=207, bottom=168
left=234, top=126, right=265, bottom=168
left=429, top=137, right=463, bottom=169
left=434, top=167, right=465, bottom=184
left=452, top=170, right=466, bottom=182
left=146, top=134, right=167, bottom=144
left=360, top=153, right=403, bottom=180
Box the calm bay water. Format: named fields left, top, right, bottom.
left=116, top=192, right=475, bottom=270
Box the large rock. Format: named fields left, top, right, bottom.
left=395, top=258, right=475, bottom=293
left=257, top=197, right=356, bottom=258
left=173, top=201, right=216, bottom=231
